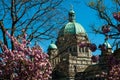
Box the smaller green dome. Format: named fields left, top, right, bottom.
left=104, top=41, right=111, bottom=48
left=48, top=41, right=57, bottom=49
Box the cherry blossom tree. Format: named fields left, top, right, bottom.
left=75, top=0, right=120, bottom=79
left=85, top=0, right=120, bottom=79
left=0, top=31, right=52, bottom=80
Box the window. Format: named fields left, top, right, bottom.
left=73, top=46, right=77, bottom=52
left=85, top=47, right=89, bottom=52
left=79, top=47, right=81, bottom=52
left=69, top=47, right=72, bottom=52
left=79, top=47, right=84, bottom=53
left=62, top=58, right=66, bottom=61
left=82, top=47, right=84, bottom=52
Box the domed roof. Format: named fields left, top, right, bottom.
left=103, top=41, right=111, bottom=48
left=59, top=22, right=86, bottom=36
left=48, top=41, right=57, bottom=49
left=59, top=8, right=86, bottom=36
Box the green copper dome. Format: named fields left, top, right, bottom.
left=48, top=41, right=57, bottom=49
left=104, top=41, right=111, bottom=48
left=59, top=8, right=86, bottom=36
left=59, top=22, right=86, bottom=36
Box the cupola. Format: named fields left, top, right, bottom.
left=58, top=7, right=86, bottom=36
left=48, top=41, right=57, bottom=50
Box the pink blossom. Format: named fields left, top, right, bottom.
left=0, top=32, right=52, bottom=80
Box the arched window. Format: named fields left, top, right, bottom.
left=69, top=47, right=72, bottom=52
left=73, top=46, right=77, bottom=52
left=85, top=47, right=89, bottom=52
left=79, top=47, right=81, bottom=52
left=82, top=47, right=84, bottom=52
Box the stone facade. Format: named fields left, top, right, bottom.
left=47, top=8, right=113, bottom=80
left=47, top=8, right=94, bottom=80
left=48, top=34, right=93, bottom=80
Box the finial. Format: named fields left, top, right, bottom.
left=70, top=4, right=73, bottom=10
left=69, top=5, right=75, bottom=22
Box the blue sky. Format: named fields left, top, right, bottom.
left=40, top=0, right=113, bottom=55
left=0, top=0, right=116, bottom=55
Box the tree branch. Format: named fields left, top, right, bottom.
left=0, top=21, right=8, bottom=47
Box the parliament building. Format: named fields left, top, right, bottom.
left=47, top=8, right=113, bottom=80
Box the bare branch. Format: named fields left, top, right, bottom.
left=0, top=0, right=64, bottom=49
left=0, top=21, right=8, bottom=47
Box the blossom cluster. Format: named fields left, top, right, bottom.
left=113, top=12, right=120, bottom=22
left=0, top=31, right=52, bottom=80
left=101, top=55, right=120, bottom=80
